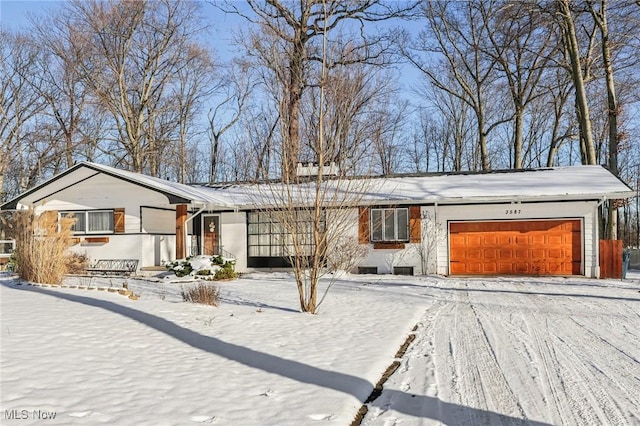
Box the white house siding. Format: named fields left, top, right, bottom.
left=433, top=201, right=597, bottom=277
left=344, top=207, right=423, bottom=275
left=219, top=212, right=248, bottom=272
left=34, top=174, right=179, bottom=269
left=68, top=234, right=143, bottom=264
left=359, top=244, right=423, bottom=275
left=37, top=173, right=175, bottom=233
left=140, top=234, right=176, bottom=267
left=67, top=234, right=176, bottom=268
left=141, top=207, right=175, bottom=233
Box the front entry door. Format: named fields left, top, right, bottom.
left=202, top=215, right=220, bottom=256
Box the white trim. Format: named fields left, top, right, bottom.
left=59, top=209, right=114, bottom=234
left=370, top=207, right=409, bottom=242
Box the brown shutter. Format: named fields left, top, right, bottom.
left=409, top=206, right=421, bottom=243
left=358, top=207, right=370, bottom=244
left=114, top=208, right=125, bottom=234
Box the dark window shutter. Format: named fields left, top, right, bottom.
left=409, top=206, right=421, bottom=243
left=358, top=207, right=369, bottom=244
left=114, top=208, right=125, bottom=234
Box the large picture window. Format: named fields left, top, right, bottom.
left=370, top=208, right=409, bottom=242
left=60, top=210, right=114, bottom=234
left=247, top=210, right=324, bottom=267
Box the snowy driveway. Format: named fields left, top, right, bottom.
left=364, top=275, right=640, bottom=425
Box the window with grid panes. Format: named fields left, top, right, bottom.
left=370, top=208, right=409, bottom=242
left=247, top=210, right=324, bottom=258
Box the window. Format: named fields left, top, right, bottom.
left=60, top=210, right=114, bottom=234
left=370, top=208, right=409, bottom=242
left=247, top=210, right=324, bottom=266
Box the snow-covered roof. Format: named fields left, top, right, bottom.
left=359, top=165, right=635, bottom=205
left=202, top=165, right=636, bottom=208
left=0, top=162, right=235, bottom=210
left=1, top=163, right=634, bottom=211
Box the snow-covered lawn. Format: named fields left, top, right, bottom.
left=2, top=271, right=639, bottom=425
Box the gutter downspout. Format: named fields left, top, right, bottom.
left=594, top=197, right=607, bottom=278
left=185, top=205, right=206, bottom=258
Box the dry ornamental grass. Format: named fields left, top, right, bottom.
left=182, top=283, right=220, bottom=307
left=12, top=209, right=75, bottom=285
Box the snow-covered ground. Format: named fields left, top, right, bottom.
left=2, top=271, right=639, bottom=425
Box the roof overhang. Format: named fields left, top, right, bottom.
left=0, top=162, right=234, bottom=210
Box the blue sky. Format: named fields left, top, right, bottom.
left=1, top=1, right=53, bottom=28
left=0, top=0, right=247, bottom=58
left=0, top=0, right=425, bottom=111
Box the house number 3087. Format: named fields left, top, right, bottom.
left=505, top=209, right=521, bottom=215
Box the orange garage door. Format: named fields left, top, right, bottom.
left=449, top=220, right=581, bottom=276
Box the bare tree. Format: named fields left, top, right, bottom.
left=244, top=2, right=386, bottom=313
left=208, top=62, right=253, bottom=183
left=171, top=44, right=217, bottom=183
left=221, top=0, right=417, bottom=181
left=554, top=0, right=598, bottom=165
left=407, top=0, right=511, bottom=171
left=479, top=0, right=554, bottom=169
left=29, top=12, right=92, bottom=170
left=67, top=0, right=206, bottom=174
left=0, top=30, right=47, bottom=200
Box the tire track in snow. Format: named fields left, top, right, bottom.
left=505, top=287, right=592, bottom=425
left=513, top=280, right=637, bottom=425
left=466, top=283, right=567, bottom=424
left=433, top=281, right=528, bottom=425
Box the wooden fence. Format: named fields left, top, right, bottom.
left=599, top=240, right=622, bottom=279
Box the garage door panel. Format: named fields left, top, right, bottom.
left=483, top=263, right=498, bottom=274
left=483, top=249, right=497, bottom=259
left=547, top=248, right=564, bottom=259
left=547, top=235, right=563, bottom=245
left=450, top=235, right=466, bottom=246
left=498, top=262, right=514, bottom=273
left=466, top=262, right=483, bottom=274
left=467, top=235, right=482, bottom=246
left=497, top=235, right=512, bottom=245
left=449, top=263, right=466, bottom=274
left=450, top=220, right=581, bottom=276
left=498, top=249, right=513, bottom=259
left=482, top=235, right=499, bottom=245
left=530, top=234, right=546, bottom=245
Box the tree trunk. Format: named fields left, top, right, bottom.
left=283, top=35, right=305, bottom=183
left=593, top=0, right=619, bottom=240
left=558, top=0, right=596, bottom=165
left=514, top=109, right=524, bottom=169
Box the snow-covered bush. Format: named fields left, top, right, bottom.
left=166, top=259, right=194, bottom=277
left=167, top=255, right=236, bottom=279
left=214, top=261, right=237, bottom=280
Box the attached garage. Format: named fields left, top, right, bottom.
left=449, top=220, right=582, bottom=276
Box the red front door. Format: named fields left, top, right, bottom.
left=202, top=215, right=220, bottom=256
